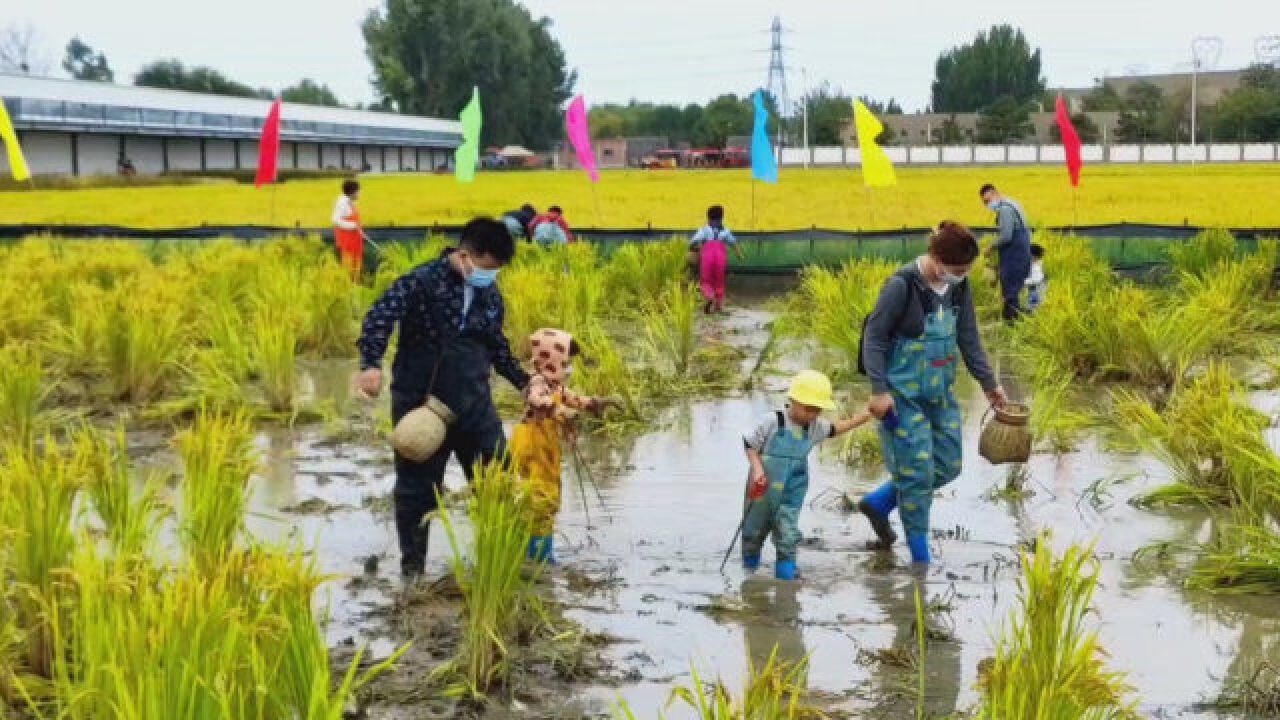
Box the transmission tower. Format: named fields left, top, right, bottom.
left=765, top=16, right=791, bottom=147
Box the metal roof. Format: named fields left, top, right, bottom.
left=0, top=73, right=462, bottom=147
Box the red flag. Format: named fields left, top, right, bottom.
left=1054, top=94, right=1082, bottom=187
left=254, top=99, right=282, bottom=188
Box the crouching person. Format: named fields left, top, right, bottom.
left=742, top=371, right=870, bottom=580
left=510, top=328, right=619, bottom=564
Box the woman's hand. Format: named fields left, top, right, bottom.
left=868, top=393, right=895, bottom=419
left=986, top=386, right=1008, bottom=408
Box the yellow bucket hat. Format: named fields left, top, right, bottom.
left=788, top=370, right=835, bottom=411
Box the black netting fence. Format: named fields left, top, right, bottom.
left=2, top=222, right=1277, bottom=273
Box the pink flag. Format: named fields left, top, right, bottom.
left=254, top=99, right=282, bottom=188
left=565, top=95, right=599, bottom=183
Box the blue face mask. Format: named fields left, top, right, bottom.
left=467, top=267, right=499, bottom=288
left=986, top=200, right=1000, bottom=211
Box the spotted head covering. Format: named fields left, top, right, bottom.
left=529, top=328, right=574, bottom=383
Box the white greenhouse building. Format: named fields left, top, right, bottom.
left=0, top=73, right=462, bottom=178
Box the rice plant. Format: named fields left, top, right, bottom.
left=977, top=537, right=1134, bottom=720
left=434, top=459, right=540, bottom=700
left=1115, top=364, right=1280, bottom=515
left=778, top=259, right=897, bottom=381
left=27, top=544, right=404, bottom=720
left=0, top=342, right=46, bottom=444
left=1188, top=522, right=1280, bottom=594
left=1167, top=227, right=1238, bottom=278
left=641, top=281, right=700, bottom=380
left=250, top=306, right=302, bottom=416
left=102, top=282, right=190, bottom=404
left=647, top=648, right=824, bottom=720
left=176, top=408, right=257, bottom=568
left=0, top=434, right=86, bottom=679
left=80, top=426, right=167, bottom=558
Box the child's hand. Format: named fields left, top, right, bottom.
left=747, top=469, right=769, bottom=500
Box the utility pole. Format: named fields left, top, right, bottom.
left=801, top=67, right=809, bottom=169
left=765, top=16, right=791, bottom=150
left=1190, top=36, right=1223, bottom=161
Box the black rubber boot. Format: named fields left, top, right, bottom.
left=395, top=505, right=430, bottom=579
left=858, top=498, right=898, bottom=549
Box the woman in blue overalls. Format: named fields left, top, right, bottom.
left=855, top=221, right=1006, bottom=565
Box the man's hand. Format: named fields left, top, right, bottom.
left=356, top=368, right=383, bottom=398
left=986, top=386, right=1008, bottom=408
left=868, top=393, right=895, bottom=419
left=748, top=468, right=769, bottom=501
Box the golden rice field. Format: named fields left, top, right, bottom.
left=3, top=164, right=1279, bottom=230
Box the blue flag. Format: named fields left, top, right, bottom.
left=750, top=90, right=778, bottom=184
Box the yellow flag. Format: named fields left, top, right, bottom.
left=0, top=98, right=31, bottom=182
left=853, top=100, right=895, bottom=188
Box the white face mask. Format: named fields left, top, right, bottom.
left=939, top=270, right=966, bottom=285
left=563, top=364, right=574, bottom=379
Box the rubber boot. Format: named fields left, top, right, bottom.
left=395, top=505, right=429, bottom=579
left=775, top=559, right=798, bottom=581
left=858, top=482, right=899, bottom=548
left=528, top=536, right=556, bottom=565
left=907, top=533, right=931, bottom=565
left=742, top=553, right=761, bottom=571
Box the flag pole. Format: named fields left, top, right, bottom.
left=751, top=178, right=757, bottom=231
left=1071, top=187, right=1079, bottom=230
left=590, top=182, right=603, bottom=230
left=269, top=183, right=278, bottom=227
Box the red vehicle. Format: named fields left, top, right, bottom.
left=640, top=149, right=681, bottom=169
left=721, top=146, right=750, bottom=168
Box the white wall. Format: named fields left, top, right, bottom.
left=124, top=136, right=164, bottom=174
left=79, top=133, right=119, bottom=175
left=205, top=139, right=236, bottom=170
left=319, top=144, right=341, bottom=169
left=344, top=144, right=362, bottom=170
left=778, top=141, right=1280, bottom=167
left=237, top=140, right=258, bottom=170
left=297, top=142, right=320, bottom=169
left=168, top=138, right=201, bottom=171
left=22, top=131, right=74, bottom=175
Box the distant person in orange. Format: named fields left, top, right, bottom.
left=333, top=179, right=369, bottom=279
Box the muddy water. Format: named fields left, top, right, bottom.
left=228, top=302, right=1279, bottom=719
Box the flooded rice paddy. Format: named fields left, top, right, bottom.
left=153, top=295, right=1280, bottom=719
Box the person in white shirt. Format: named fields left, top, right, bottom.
left=333, top=179, right=369, bottom=280
left=1025, top=243, right=1046, bottom=312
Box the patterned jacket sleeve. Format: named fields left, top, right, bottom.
left=490, top=298, right=531, bottom=390
left=560, top=387, right=600, bottom=413
left=356, top=271, right=416, bottom=370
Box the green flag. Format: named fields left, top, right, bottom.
left=455, top=86, right=482, bottom=183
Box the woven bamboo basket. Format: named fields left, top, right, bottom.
left=978, top=402, right=1032, bottom=465
left=392, top=396, right=455, bottom=463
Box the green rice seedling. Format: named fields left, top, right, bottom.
left=0, top=342, right=46, bottom=444
left=30, top=544, right=404, bottom=720
left=605, top=238, right=688, bottom=306
left=1168, top=227, right=1238, bottom=278
left=837, top=424, right=882, bottom=468
left=1029, top=375, right=1095, bottom=453
left=80, top=426, right=167, bottom=558
left=102, top=282, right=191, bottom=404
left=779, top=259, right=896, bottom=380
left=435, top=459, right=539, bottom=700
left=977, top=537, right=1134, bottom=720
left=250, top=307, right=302, bottom=416
left=641, top=281, right=700, bottom=381
left=298, top=262, right=361, bottom=357
left=1187, top=522, right=1280, bottom=594
left=1115, top=364, right=1280, bottom=515
left=663, top=648, right=825, bottom=720
left=176, top=408, right=257, bottom=568
left=576, top=322, right=643, bottom=422
left=0, top=435, right=85, bottom=679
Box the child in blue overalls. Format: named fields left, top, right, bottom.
left=742, top=371, right=871, bottom=580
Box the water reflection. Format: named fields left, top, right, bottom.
left=740, top=577, right=808, bottom=684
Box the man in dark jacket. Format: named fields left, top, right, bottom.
left=356, top=217, right=528, bottom=580
left=501, top=203, right=537, bottom=243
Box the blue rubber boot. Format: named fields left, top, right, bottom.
left=858, top=482, right=899, bottom=548
left=775, top=559, right=798, bottom=581
left=907, top=533, right=931, bottom=565
left=527, top=536, right=557, bottom=565
left=742, top=553, right=761, bottom=571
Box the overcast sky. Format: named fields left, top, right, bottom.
left=10, top=0, right=1275, bottom=113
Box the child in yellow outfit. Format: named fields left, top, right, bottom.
left=510, top=328, right=617, bottom=563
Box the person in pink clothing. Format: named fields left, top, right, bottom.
left=690, top=205, right=745, bottom=314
